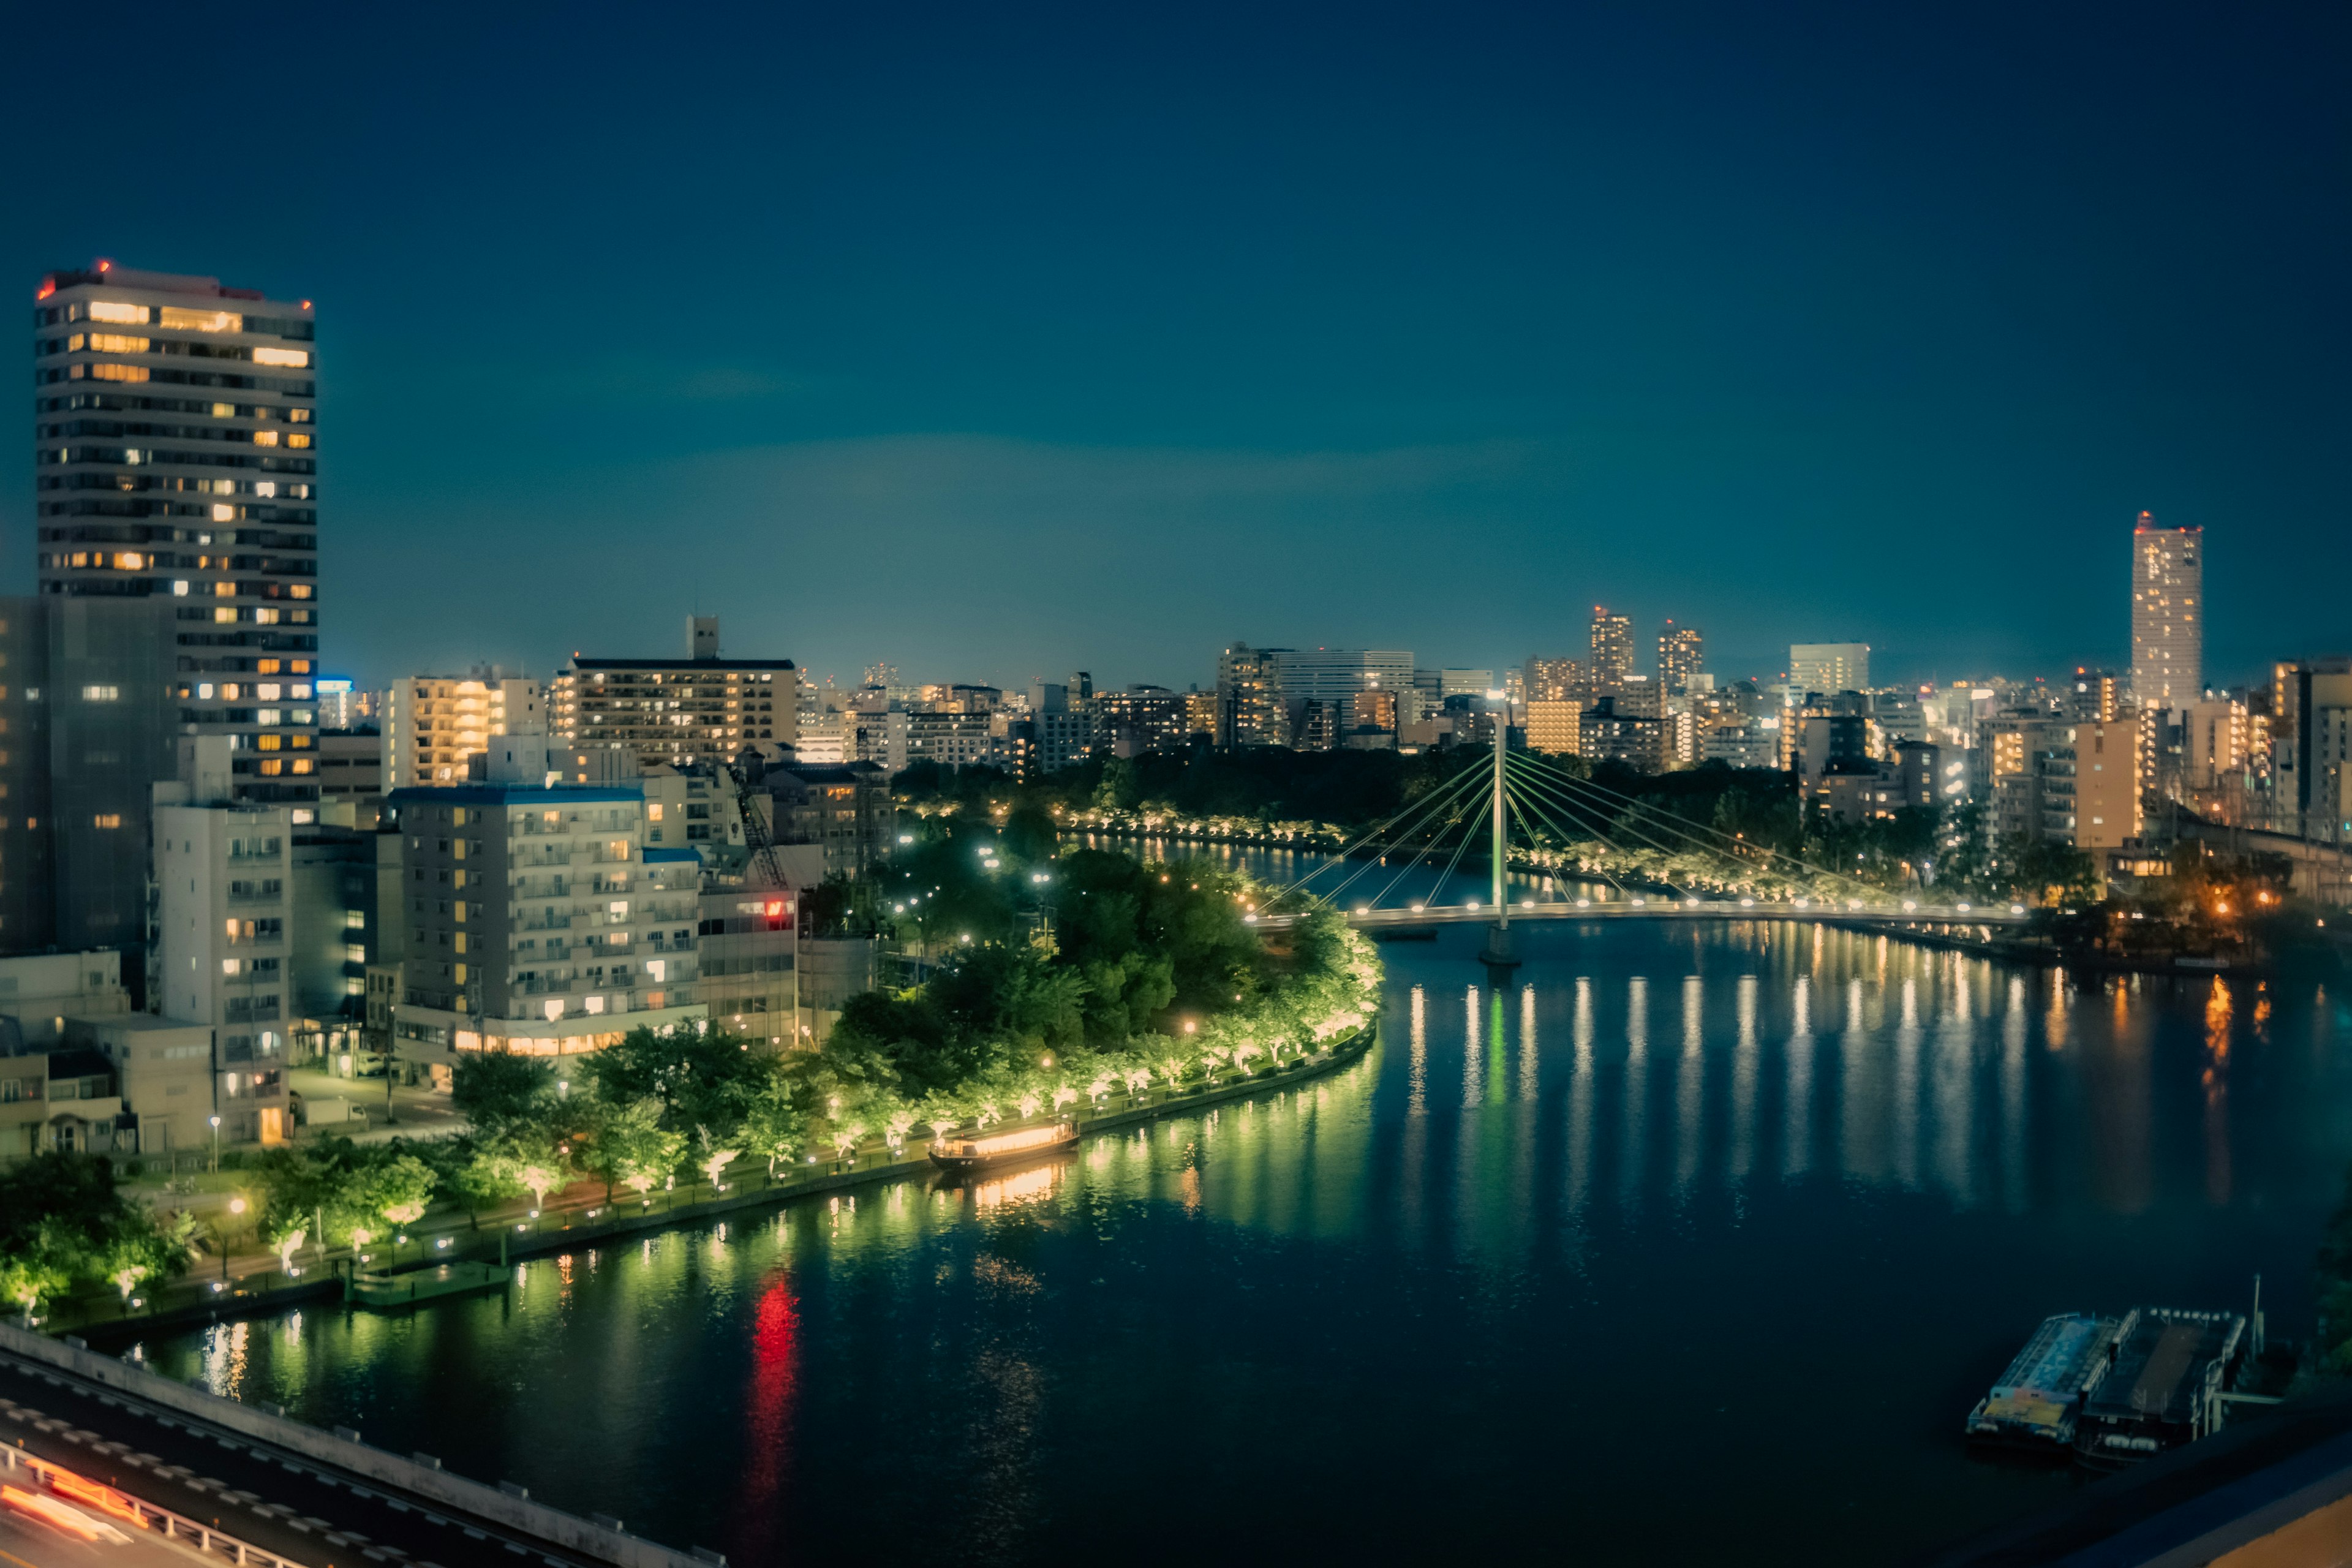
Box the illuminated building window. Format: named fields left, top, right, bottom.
left=251, top=347, right=307, bottom=368
left=85, top=301, right=148, bottom=325
left=69, top=333, right=149, bottom=353
left=252, top=429, right=279, bottom=447
left=92, top=813, right=123, bottom=829
left=159, top=306, right=241, bottom=333
left=80, top=363, right=148, bottom=383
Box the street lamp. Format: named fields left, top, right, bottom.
left=208, top=1114, right=221, bottom=1174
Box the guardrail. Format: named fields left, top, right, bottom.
left=0, top=1323, right=703, bottom=1568
left=2, top=1441, right=301, bottom=1568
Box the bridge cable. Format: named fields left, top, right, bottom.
left=1507, top=748, right=1883, bottom=898
left=1421, top=783, right=1488, bottom=910
left=1263, top=760, right=1493, bottom=912
left=1504, top=756, right=1733, bottom=894
left=1501, top=773, right=1637, bottom=903
left=1361, top=756, right=1494, bottom=911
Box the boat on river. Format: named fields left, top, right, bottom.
left=1965, top=1312, right=2122, bottom=1453
left=929, top=1119, right=1079, bottom=1175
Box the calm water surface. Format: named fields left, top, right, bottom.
left=133, top=881, right=2352, bottom=1565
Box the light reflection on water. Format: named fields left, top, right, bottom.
left=134, top=915, right=2352, bottom=1567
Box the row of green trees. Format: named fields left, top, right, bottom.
left=0, top=1152, right=197, bottom=1321
left=236, top=840, right=1379, bottom=1256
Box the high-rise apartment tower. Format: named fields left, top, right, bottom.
left=1657, top=622, right=1703, bottom=695
left=30, top=261, right=319, bottom=949
left=1589, top=608, right=1634, bottom=690
left=2130, top=511, right=2202, bottom=709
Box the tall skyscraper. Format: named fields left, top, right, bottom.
left=1657, top=621, right=1703, bottom=695
left=30, top=262, right=320, bottom=949
left=2130, top=511, right=2203, bottom=709
left=1589, top=607, right=1634, bottom=690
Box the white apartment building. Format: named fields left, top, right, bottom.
left=153, top=739, right=293, bottom=1145
left=387, top=775, right=703, bottom=1079
left=383, top=674, right=546, bottom=788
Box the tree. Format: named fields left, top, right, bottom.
left=586, top=1026, right=769, bottom=1136
left=578, top=1098, right=683, bottom=1200
left=453, top=1052, right=557, bottom=1128
left=740, top=1077, right=805, bottom=1177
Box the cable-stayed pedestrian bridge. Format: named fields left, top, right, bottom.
left=1251, top=737, right=2035, bottom=956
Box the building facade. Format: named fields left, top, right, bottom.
left=1657, top=622, right=1703, bottom=695
left=384, top=675, right=545, bottom=788
left=1790, top=643, right=1871, bottom=696
left=1589, top=610, right=1634, bottom=689
left=153, top=741, right=293, bottom=1145
left=554, top=619, right=794, bottom=768
left=387, top=782, right=704, bottom=1076
left=2130, top=511, right=2203, bottom=709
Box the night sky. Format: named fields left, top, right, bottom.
left=6, top=0, right=2346, bottom=695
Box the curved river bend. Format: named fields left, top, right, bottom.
left=131, top=842, right=2352, bottom=1566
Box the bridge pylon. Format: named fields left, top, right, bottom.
left=1482, top=688, right=1521, bottom=973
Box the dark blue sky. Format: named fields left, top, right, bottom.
left=7, top=0, right=2345, bottom=694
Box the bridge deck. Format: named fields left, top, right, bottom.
left=1256, top=900, right=2032, bottom=932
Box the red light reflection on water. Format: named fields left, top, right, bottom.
left=736, top=1272, right=801, bottom=1560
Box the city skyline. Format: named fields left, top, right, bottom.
left=6, top=0, right=2345, bottom=694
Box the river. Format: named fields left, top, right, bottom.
left=127, top=840, right=2352, bottom=1565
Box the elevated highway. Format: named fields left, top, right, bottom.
left=0, top=1324, right=710, bottom=1568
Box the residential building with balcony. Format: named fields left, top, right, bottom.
left=383, top=674, right=545, bottom=788
left=552, top=617, right=794, bottom=768
left=386, top=777, right=703, bottom=1079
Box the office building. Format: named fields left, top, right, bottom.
left=1271, top=649, right=1414, bottom=712
left=1790, top=643, right=1871, bottom=696
left=152, top=738, right=293, bottom=1145
left=1216, top=644, right=1287, bottom=748
left=384, top=674, right=545, bottom=788
left=386, top=772, right=704, bottom=1074
left=1657, top=622, right=1703, bottom=695
left=554, top=617, right=795, bottom=768
left=2130, top=511, right=2203, bottom=709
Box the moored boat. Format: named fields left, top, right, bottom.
left=929, top=1118, right=1079, bottom=1174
